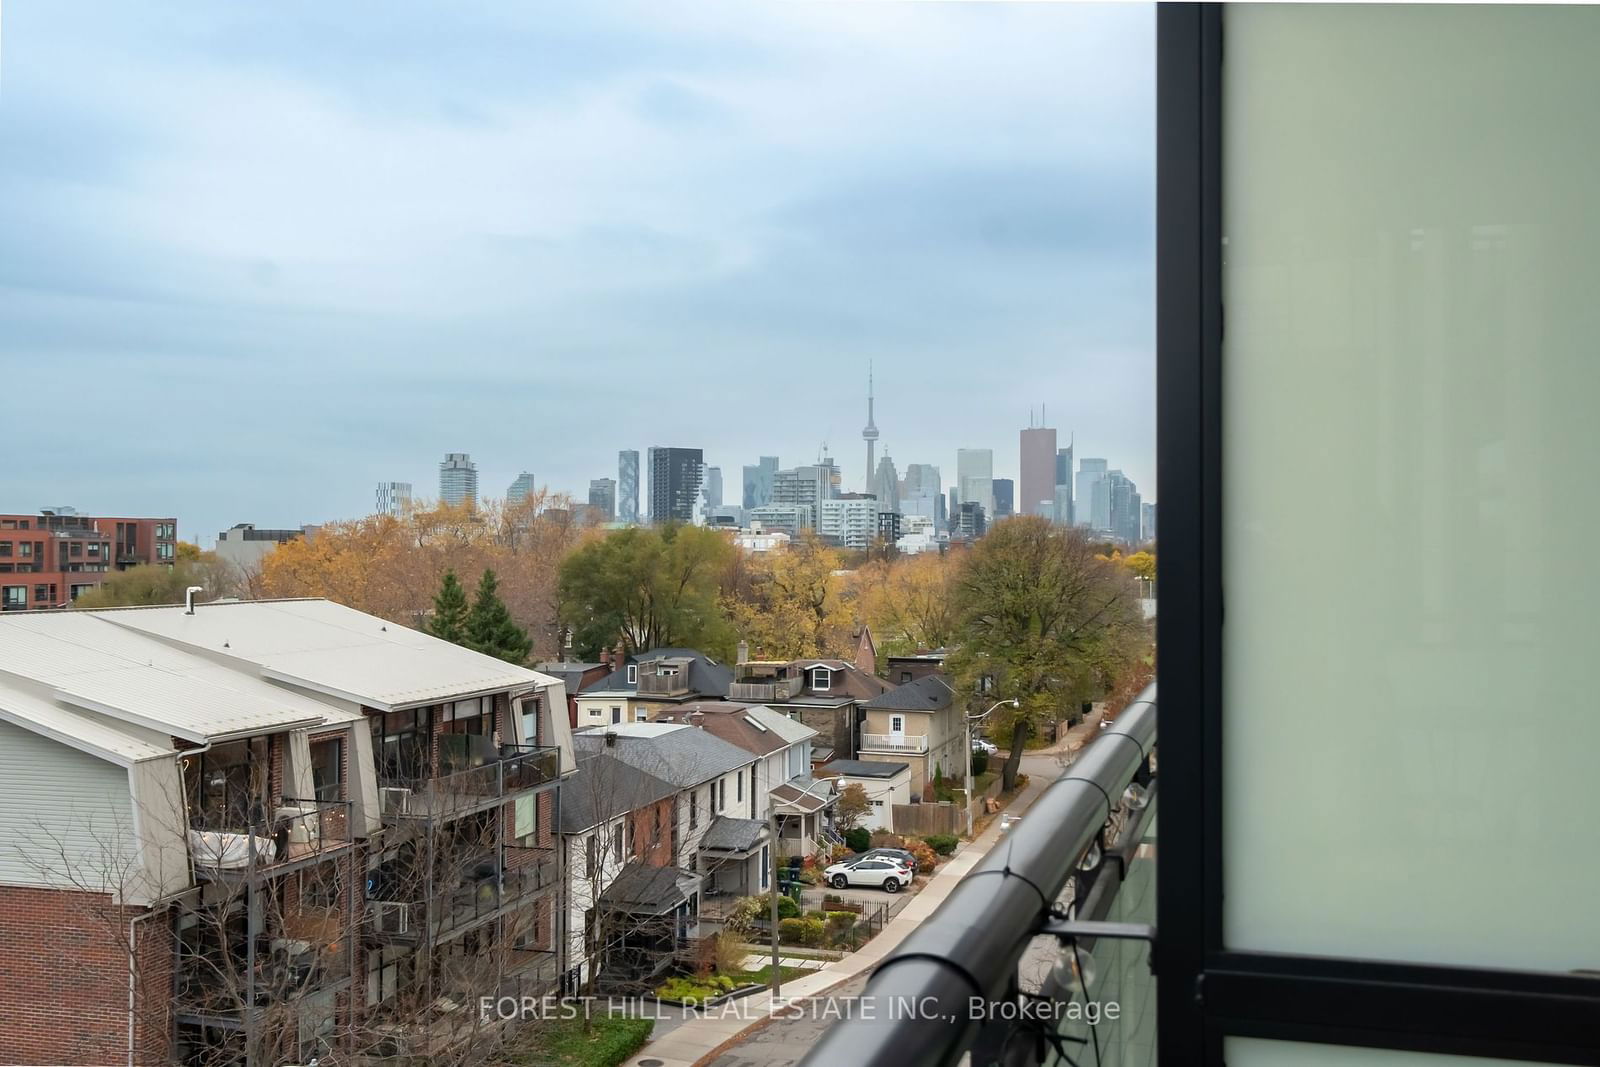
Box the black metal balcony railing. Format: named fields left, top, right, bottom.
left=378, top=744, right=561, bottom=819
left=800, top=684, right=1158, bottom=1067
left=366, top=845, right=559, bottom=943
left=175, top=917, right=354, bottom=1020
left=187, top=797, right=355, bottom=877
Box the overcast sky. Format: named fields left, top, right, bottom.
left=2, top=1, right=1154, bottom=544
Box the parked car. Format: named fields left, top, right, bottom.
left=857, top=846, right=918, bottom=873
left=971, top=737, right=999, bottom=756
left=825, top=858, right=913, bottom=893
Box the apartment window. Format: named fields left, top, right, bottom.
left=85, top=542, right=101, bottom=556
left=899, top=671, right=912, bottom=683
left=611, top=824, right=622, bottom=864
left=33, top=585, right=48, bottom=602
left=371, top=706, right=432, bottom=785
left=0, top=543, right=10, bottom=557
left=184, top=738, right=269, bottom=829
left=157, top=542, right=174, bottom=561
left=69, top=541, right=82, bottom=558
left=584, top=836, right=598, bottom=879
left=889, top=715, right=905, bottom=734
left=718, top=778, right=726, bottom=812
left=809, top=666, right=832, bottom=690
left=310, top=737, right=343, bottom=801
left=2, top=586, right=25, bottom=610
left=689, top=789, right=698, bottom=830
left=18, top=542, right=31, bottom=558
left=736, top=770, right=743, bottom=804
left=633, top=708, right=646, bottom=722
left=626, top=664, right=637, bottom=684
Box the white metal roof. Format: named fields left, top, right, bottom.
left=0, top=611, right=361, bottom=742
left=0, top=674, right=174, bottom=766
left=743, top=704, right=818, bottom=746
left=92, top=599, right=559, bottom=711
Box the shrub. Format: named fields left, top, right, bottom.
left=924, top=834, right=959, bottom=856
left=778, top=917, right=825, bottom=946
left=829, top=844, right=853, bottom=864
left=825, top=910, right=855, bottom=927
left=845, top=827, right=872, bottom=853
left=970, top=750, right=989, bottom=777
left=822, top=893, right=841, bottom=905
left=904, top=839, right=938, bottom=873
left=777, top=895, right=800, bottom=919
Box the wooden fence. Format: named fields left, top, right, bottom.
left=890, top=800, right=963, bottom=836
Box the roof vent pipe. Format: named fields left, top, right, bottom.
left=184, top=586, right=204, bottom=615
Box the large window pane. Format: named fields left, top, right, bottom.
left=1222, top=4, right=1600, bottom=969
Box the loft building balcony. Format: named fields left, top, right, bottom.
left=186, top=797, right=356, bottom=881
left=377, top=741, right=561, bottom=821
left=859, top=731, right=929, bottom=754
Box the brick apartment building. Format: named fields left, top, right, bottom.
left=0, top=598, right=575, bottom=1066
left=0, top=508, right=177, bottom=610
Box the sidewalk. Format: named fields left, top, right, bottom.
left=624, top=763, right=1062, bottom=1067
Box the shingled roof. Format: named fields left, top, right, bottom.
left=861, top=673, right=954, bottom=712
left=573, top=721, right=755, bottom=788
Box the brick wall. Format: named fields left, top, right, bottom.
left=0, top=886, right=172, bottom=1066
left=629, top=797, right=674, bottom=867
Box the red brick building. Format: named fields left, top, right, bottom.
left=0, top=509, right=177, bottom=609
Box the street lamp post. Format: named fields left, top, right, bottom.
left=965, top=698, right=1019, bottom=838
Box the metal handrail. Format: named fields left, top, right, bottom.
left=799, top=684, right=1157, bottom=1067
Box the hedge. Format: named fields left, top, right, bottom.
left=923, top=834, right=959, bottom=856
left=778, top=917, right=826, bottom=946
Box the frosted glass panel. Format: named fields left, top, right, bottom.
left=1228, top=1039, right=1530, bottom=1067
left=1222, top=5, right=1600, bottom=969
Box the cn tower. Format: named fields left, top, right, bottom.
left=862, top=361, right=880, bottom=494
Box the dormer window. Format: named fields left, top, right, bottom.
left=626, top=664, right=638, bottom=684
left=809, top=666, right=833, bottom=691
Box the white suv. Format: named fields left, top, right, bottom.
left=824, top=858, right=912, bottom=893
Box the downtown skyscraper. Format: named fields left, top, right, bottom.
left=617, top=450, right=640, bottom=524
left=1020, top=422, right=1058, bottom=519
left=439, top=453, right=478, bottom=508
left=648, top=446, right=704, bottom=523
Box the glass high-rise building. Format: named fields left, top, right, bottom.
left=647, top=446, right=703, bottom=524
left=1055, top=444, right=1075, bottom=524
left=956, top=448, right=994, bottom=518
left=617, top=450, right=640, bottom=524
left=439, top=453, right=478, bottom=508
left=506, top=471, right=536, bottom=505
left=742, top=456, right=778, bottom=509
left=993, top=478, right=1014, bottom=519
left=375, top=481, right=412, bottom=518
left=1076, top=457, right=1109, bottom=530
left=588, top=477, right=617, bottom=522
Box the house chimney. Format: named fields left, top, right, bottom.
left=600, top=647, right=612, bottom=669
left=614, top=641, right=626, bottom=671
left=737, top=639, right=749, bottom=667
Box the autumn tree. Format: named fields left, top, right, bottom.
left=946, top=516, right=1147, bottom=791
left=557, top=523, right=735, bottom=659
left=852, top=549, right=961, bottom=658
left=464, top=568, right=532, bottom=665
left=1122, top=550, right=1156, bottom=582
left=833, top=783, right=871, bottom=832
left=722, top=532, right=854, bottom=660
left=72, top=555, right=246, bottom=608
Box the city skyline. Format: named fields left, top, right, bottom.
left=1, top=2, right=1153, bottom=545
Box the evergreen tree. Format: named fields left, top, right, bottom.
left=428, top=570, right=470, bottom=644
left=465, top=568, right=532, bottom=665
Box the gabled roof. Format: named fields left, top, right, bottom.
left=0, top=610, right=362, bottom=743
left=92, top=599, right=559, bottom=711
left=791, top=659, right=893, bottom=702
left=862, top=673, right=954, bottom=713
left=573, top=722, right=755, bottom=788
left=558, top=751, right=678, bottom=834
left=771, top=776, right=836, bottom=814
left=657, top=702, right=817, bottom=757
left=600, top=863, right=701, bottom=915
left=698, top=815, right=767, bottom=853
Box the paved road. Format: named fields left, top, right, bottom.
left=706, top=717, right=1103, bottom=1067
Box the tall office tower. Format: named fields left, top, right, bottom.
left=861, top=363, right=879, bottom=494
left=439, top=453, right=478, bottom=508
left=742, top=456, right=779, bottom=509
left=1055, top=442, right=1075, bottom=524
left=588, top=478, right=617, bottom=521
left=701, top=466, right=723, bottom=522
left=648, top=446, right=704, bottom=523
left=1108, top=473, right=1142, bottom=544
left=901, top=463, right=941, bottom=500
left=1020, top=425, right=1058, bottom=520
left=873, top=454, right=900, bottom=513
left=618, top=450, right=640, bottom=524
left=506, top=471, right=536, bottom=505
left=956, top=448, right=995, bottom=519
left=955, top=500, right=988, bottom=541
left=1141, top=501, right=1157, bottom=543
left=902, top=491, right=946, bottom=528
left=948, top=487, right=959, bottom=528
left=375, top=481, right=412, bottom=518
left=993, top=478, right=1014, bottom=519
left=1076, top=458, right=1109, bottom=530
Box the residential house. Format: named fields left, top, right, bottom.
left=0, top=598, right=573, bottom=1067
left=857, top=674, right=962, bottom=793
left=884, top=649, right=949, bottom=686
left=573, top=647, right=733, bottom=728
left=556, top=750, right=688, bottom=991
left=815, top=760, right=913, bottom=833
left=728, top=657, right=891, bottom=764
left=653, top=702, right=832, bottom=862
left=534, top=652, right=619, bottom=729
left=572, top=723, right=769, bottom=925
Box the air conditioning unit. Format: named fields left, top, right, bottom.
left=372, top=901, right=411, bottom=934
left=379, top=787, right=412, bottom=815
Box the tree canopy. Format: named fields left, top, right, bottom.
left=464, top=569, right=532, bottom=665
left=557, top=523, right=736, bottom=660
left=722, top=532, right=854, bottom=661
left=427, top=570, right=470, bottom=644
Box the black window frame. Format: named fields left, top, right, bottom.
left=1156, top=6, right=1600, bottom=1064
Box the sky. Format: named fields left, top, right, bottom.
left=0, top=1, right=1155, bottom=545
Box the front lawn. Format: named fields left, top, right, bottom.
left=506, top=1013, right=654, bottom=1067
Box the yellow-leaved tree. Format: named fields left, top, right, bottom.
left=722, top=532, right=856, bottom=661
